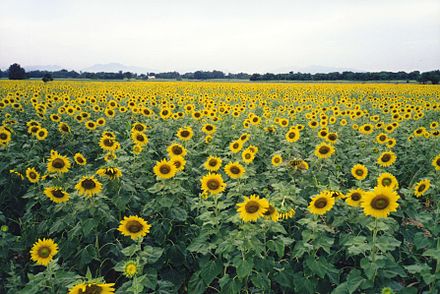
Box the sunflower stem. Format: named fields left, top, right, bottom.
left=371, top=218, right=378, bottom=282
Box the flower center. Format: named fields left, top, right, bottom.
left=288, top=132, right=296, bottom=139
left=319, top=146, right=329, bottom=154
left=172, top=146, right=182, bottom=155
left=208, top=159, right=217, bottom=166
left=81, top=179, right=96, bottom=190
left=51, top=189, right=65, bottom=198
left=351, top=193, right=361, bottom=201
left=418, top=184, right=426, bottom=192
left=230, top=166, right=240, bottom=174
left=263, top=205, right=275, bottom=216
left=38, top=246, right=51, bottom=258
left=136, top=135, right=144, bottom=142
left=371, top=195, right=389, bottom=210
left=382, top=154, right=391, bottom=162
left=181, top=130, right=190, bottom=137
left=103, top=139, right=114, bottom=147
left=382, top=178, right=392, bottom=186
left=245, top=201, right=260, bottom=213
left=355, top=169, right=364, bottom=176
left=126, top=220, right=142, bottom=233
left=52, top=158, right=65, bottom=169
left=314, top=198, right=327, bottom=209
left=207, top=179, right=220, bottom=190
left=78, top=284, right=103, bottom=294
left=0, top=133, right=7, bottom=140
left=159, top=165, right=171, bottom=174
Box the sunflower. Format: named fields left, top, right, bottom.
left=376, top=133, right=388, bottom=144
left=47, top=150, right=71, bottom=173
left=361, top=186, right=399, bottom=218
left=359, top=124, right=374, bottom=135
left=44, top=186, right=70, bottom=203
left=202, top=124, right=216, bottom=135
left=241, top=149, right=255, bottom=164
left=351, top=164, right=368, bottom=180
left=85, top=120, right=97, bottom=130
left=285, top=129, right=300, bottom=143
left=201, top=173, right=226, bottom=195
left=36, top=128, right=49, bottom=141
left=74, top=153, right=87, bottom=165
left=153, top=159, right=177, bottom=179
left=123, top=260, right=138, bottom=278
left=58, top=122, right=71, bottom=134
left=236, top=194, right=269, bottom=222
left=167, top=143, right=187, bottom=157
left=377, top=172, right=399, bottom=190
left=68, top=282, right=115, bottom=294
left=26, top=167, right=40, bottom=183
left=229, top=140, right=243, bottom=154
left=432, top=154, right=440, bottom=171
left=75, top=176, right=103, bottom=197
left=326, top=132, right=338, bottom=144
left=345, top=189, right=364, bottom=207
left=314, top=142, right=335, bottom=159
left=263, top=204, right=280, bottom=222
left=308, top=191, right=335, bottom=215
left=271, top=154, right=283, bottom=167
left=203, top=156, right=222, bottom=171
left=132, top=122, right=147, bottom=132
left=99, top=136, right=119, bottom=152
left=0, top=127, right=12, bottom=146
left=118, top=215, right=151, bottom=240
left=377, top=151, right=397, bottom=167
left=414, top=179, right=430, bottom=197
left=170, top=155, right=186, bottom=172
left=30, top=238, right=58, bottom=266
left=131, top=131, right=148, bottom=146
left=133, top=144, right=143, bottom=155
left=177, top=127, right=193, bottom=141
left=97, top=167, right=122, bottom=180
left=224, top=162, right=246, bottom=179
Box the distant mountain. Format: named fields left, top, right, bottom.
left=24, top=65, right=65, bottom=71
left=272, top=65, right=365, bottom=74
left=81, top=63, right=158, bottom=74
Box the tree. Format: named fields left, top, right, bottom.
left=8, top=63, right=26, bottom=80
left=42, top=73, right=53, bottom=83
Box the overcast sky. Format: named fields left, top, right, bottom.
left=1, top=0, right=439, bottom=73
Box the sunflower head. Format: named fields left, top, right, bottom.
left=224, top=162, right=246, bottom=179
left=432, top=154, right=440, bottom=171
left=177, top=127, right=193, bottom=141
left=123, top=260, right=139, bottom=278
left=201, top=173, right=226, bottom=195
left=30, top=238, right=58, bottom=266
left=170, top=155, right=186, bottom=172
left=351, top=164, right=368, bottom=180
left=68, top=282, right=116, bottom=294
left=26, top=167, right=40, bottom=183
left=167, top=143, right=187, bottom=157
left=44, top=186, right=70, bottom=203
left=414, top=179, right=430, bottom=197
left=377, top=151, right=397, bottom=167
left=361, top=186, right=400, bottom=218
left=153, top=159, right=177, bottom=179
left=236, top=194, right=269, bottom=222
left=118, top=215, right=151, bottom=240
left=97, top=167, right=122, bottom=180
left=377, top=172, right=399, bottom=190
left=271, top=154, right=283, bottom=167
left=75, top=176, right=103, bottom=197
left=345, top=189, right=364, bottom=207
left=74, top=153, right=87, bottom=166
left=314, top=142, right=335, bottom=159
left=203, top=156, right=222, bottom=171
left=47, top=150, right=71, bottom=174
left=308, top=191, right=335, bottom=215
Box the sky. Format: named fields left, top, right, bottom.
left=0, top=0, right=439, bottom=73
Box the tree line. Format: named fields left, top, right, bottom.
left=1, top=63, right=439, bottom=84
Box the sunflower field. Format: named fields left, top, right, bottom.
left=0, top=80, right=440, bottom=294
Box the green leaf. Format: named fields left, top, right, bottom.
left=188, top=272, right=207, bottom=294
left=250, top=272, right=271, bottom=290
left=343, top=236, right=369, bottom=256
left=140, top=246, right=164, bottom=263
left=200, top=259, right=223, bottom=285
left=267, top=239, right=284, bottom=257
left=332, top=269, right=365, bottom=294
left=375, top=235, right=401, bottom=253
left=236, top=259, right=253, bottom=279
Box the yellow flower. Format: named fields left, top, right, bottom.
left=432, top=154, right=440, bottom=171
left=44, top=186, right=69, bottom=203
left=285, top=128, right=300, bottom=143
left=99, top=136, right=119, bottom=152
left=131, top=131, right=148, bottom=146
left=36, top=128, right=48, bottom=141
left=201, top=173, right=226, bottom=195
left=377, top=151, right=397, bottom=167
left=68, top=282, right=115, bottom=294
left=74, top=153, right=87, bottom=165
left=224, top=161, right=246, bottom=179
left=241, top=149, right=255, bottom=164
left=236, top=194, right=269, bottom=222
left=229, top=140, right=243, bottom=154
left=30, top=238, right=58, bottom=266
left=47, top=150, right=71, bottom=173
left=345, top=188, right=364, bottom=207
left=361, top=186, right=399, bottom=218
left=153, top=159, right=177, bottom=179
left=351, top=164, right=368, bottom=180
left=25, top=167, right=40, bottom=183
left=308, top=191, right=335, bottom=215
left=97, top=167, right=122, bottom=180
left=75, top=176, right=103, bottom=197
left=167, top=143, right=187, bottom=157
left=271, top=154, right=283, bottom=167
left=170, top=155, right=186, bottom=172
left=118, top=215, right=151, bottom=240
left=0, top=127, right=12, bottom=145
left=177, top=126, right=193, bottom=141
left=314, top=142, right=335, bottom=159
left=377, top=172, right=399, bottom=190
left=414, top=179, right=430, bottom=197
left=123, top=260, right=138, bottom=278
left=203, top=156, right=222, bottom=171
left=263, top=204, right=280, bottom=222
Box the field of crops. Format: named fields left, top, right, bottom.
left=0, top=80, right=439, bottom=293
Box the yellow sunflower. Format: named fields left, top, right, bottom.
left=351, top=164, right=368, bottom=180
left=123, top=260, right=138, bottom=278
left=377, top=151, right=397, bottom=167
left=361, top=186, right=399, bottom=218
left=224, top=162, right=246, bottom=179
left=167, top=143, right=187, bottom=157
left=376, top=133, right=388, bottom=144
left=96, top=167, right=122, bottom=180
left=271, top=154, right=283, bottom=167
left=177, top=126, right=193, bottom=141
left=308, top=191, right=335, bottom=215
left=74, top=153, right=87, bottom=165
left=263, top=204, right=280, bottom=222
left=26, top=167, right=40, bottom=183
left=75, top=176, right=103, bottom=197
left=153, top=159, right=177, bottom=179
left=432, top=154, right=440, bottom=171
left=68, top=282, right=115, bottom=294
left=47, top=150, right=71, bottom=173
left=201, top=173, right=226, bottom=195
left=118, top=215, right=151, bottom=240
left=236, top=194, right=269, bottom=222
left=229, top=140, right=243, bottom=154
left=201, top=124, right=216, bottom=135
left=99, top=136, right=119, bottom=152
left=30, top=238, right=58, bottom=266
left=314, top=142, right=335, bottom=159
left=170, top=155, right=186, bottom=172
left=414, top=179, right=430, bottom=197
left=58, top=122, right=71, bottom=134
left=131, top=131, right=148, bottom=146
left=241, top=149, right=255, bottom=164
left=203, top=156, right=222, bottom=171
left=285, top=128, right=300, bottom=143
left=0, top=127, right=12, bottom=145
left=36, top=128, right=48, bottom=141
left=377, top=172, right=399, bottom=190
left=345, top=188, right=364, bottom=207
left=44, top=186, right=70, bottom=203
